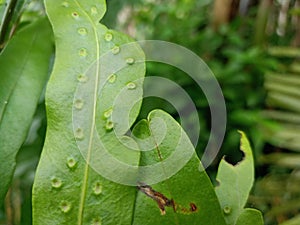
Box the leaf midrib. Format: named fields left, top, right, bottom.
left=73, top=1, right=100, bottom=224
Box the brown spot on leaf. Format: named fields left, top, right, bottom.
left=137, top=183, right=198, bottom=215
left=137, top=183, right=175, bottom=215
left=190, top=203, right=198, bottom=212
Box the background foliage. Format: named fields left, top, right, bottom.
left=0, top=0, right=299, bottom=224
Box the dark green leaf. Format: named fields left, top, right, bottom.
left=0, top=18, right=53, bottom=203
left=132, top=110, right=226, bottom=225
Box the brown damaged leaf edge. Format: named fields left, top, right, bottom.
left=137, top=183, right=198, bottom=215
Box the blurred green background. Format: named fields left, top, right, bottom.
left=1, top=0, right=300, bottom=224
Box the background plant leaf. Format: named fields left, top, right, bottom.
left=0, top=17, right=53, bottom=203
left=278, top=215, right=300, bottom=225
left=215, top=131, right=255, bottom=225
left=236, top=208, right=264, bottom=225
